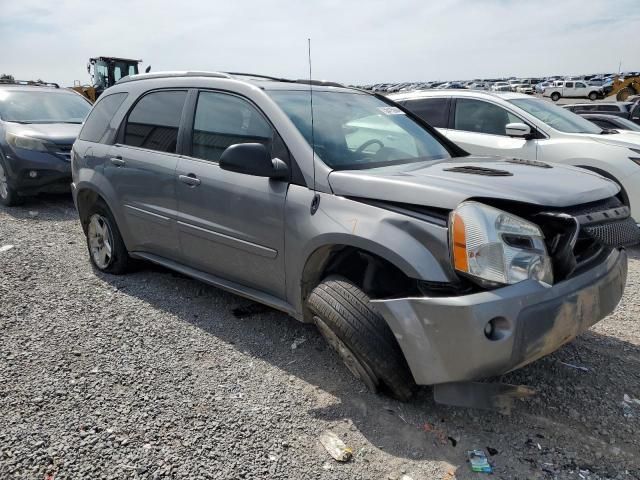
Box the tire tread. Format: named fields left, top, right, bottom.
left=308, top=275, right=416, bottom=401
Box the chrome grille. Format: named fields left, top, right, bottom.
left=46, top=144, right=73, bottom=162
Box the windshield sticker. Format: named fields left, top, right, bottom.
left=377, top=106, right=405, bottom=115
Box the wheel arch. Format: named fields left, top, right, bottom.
left=299, top=241, right=422, bottom=322
left=74, top=182, right=133, bottom=250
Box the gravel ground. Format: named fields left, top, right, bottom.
left=1, top=195, right=639, bottom=480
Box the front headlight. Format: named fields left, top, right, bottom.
left=6, top=132, right=51, bottom=152
left=450, top=201, right=553, bottom=286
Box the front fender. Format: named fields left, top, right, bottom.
left=284, top=186, right=455, bottom=317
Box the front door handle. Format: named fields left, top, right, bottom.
left=110, top=156, right=125, bottom=167
left=178, top=174, right=201, bottom=187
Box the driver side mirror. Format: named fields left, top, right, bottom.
left=219, top=143, right=289, bottom=180
left=505, top=122, right=532, bottom=138
left=145, top=66, right=151, bottom=73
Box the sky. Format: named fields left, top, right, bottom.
left=1, top=0, right=638, bottom=87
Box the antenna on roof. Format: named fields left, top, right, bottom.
left=308, top=38, right=320, bottom=215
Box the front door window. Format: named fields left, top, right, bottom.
left=453, top=98, right=521, bottom=136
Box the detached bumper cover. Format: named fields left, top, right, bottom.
left=372, top=248, right=627, bottom=385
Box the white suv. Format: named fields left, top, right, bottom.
left=390, top=90, right=640, bottom=218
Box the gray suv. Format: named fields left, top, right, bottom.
left=72, top=71, right=635, bottom=402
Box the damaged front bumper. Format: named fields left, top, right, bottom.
left=372, top=248, right=627, bottom=385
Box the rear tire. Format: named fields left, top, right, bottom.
left=307, top=275, right=416, bottom=401
left=84, top=201, right=131, bottom=274
left=550, top=92, right=561, bottom=102
left=0, top=154, right=23, bottom=207
left=588, top=91, right=598, bottom=101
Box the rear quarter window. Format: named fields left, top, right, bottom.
left=78, top=93, right=128, bottom=143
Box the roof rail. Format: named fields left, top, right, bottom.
left=117, top=71, right=233, bottom=84
left=114, top=70, right=346, bottom=89
left=225, top=72, right=291, bottom=82
left=225, top=72, right=344, bottom=88
left=0, top=79, right=60, bottom=88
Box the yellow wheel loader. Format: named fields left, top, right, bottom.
left=606, top=75, right=640, bottom=101
left=71, top=56, right=149, bottom=102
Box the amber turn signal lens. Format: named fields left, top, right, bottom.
left=451, top=212, right=469, bottom=272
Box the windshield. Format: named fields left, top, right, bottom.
left=510, top=98, right=603, bottom=134
left=0, top=90, right=91, bottom=124
left=268, top=90, right=451, bottom=170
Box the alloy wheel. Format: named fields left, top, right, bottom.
left=88, top=214, right=114, bottom=269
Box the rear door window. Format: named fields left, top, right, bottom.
left=123, top=90, right=187, bottom=153
left=190, top=91, right=273, bottom=162
left=402, top=97, right=450, bottom=128
left=453, top=98, right=521, bottom=136
left=79, top=92, right=127, bottom=143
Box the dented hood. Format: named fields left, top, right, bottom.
left=328, top=156, right=618, bottom=210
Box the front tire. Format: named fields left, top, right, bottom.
left=588, top=91, right=598, bottom=101
left=307, top=275, right=416, bottom=401
left=84, top=201, right=131, bottom=274
left=550, top=92, right=561, bottom=102
left=0, top=155, right=23, bottom=207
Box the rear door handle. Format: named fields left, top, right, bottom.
left=110, top=156, right=125, bottom=167
left=178, top=174, right=201, bottom=187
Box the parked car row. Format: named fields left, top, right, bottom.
left=1, top=72, right=639, bottom=404
left=579, top=114, right=640, bottom=132
left=361, top=71, right=640, bottom=97
left=563, top=100, right=640, bottom=124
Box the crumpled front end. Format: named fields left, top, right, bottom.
left=373, top=248, right=627, bottom=385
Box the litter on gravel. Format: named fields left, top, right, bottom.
left=623, top=394, right=640, bottom=405
left=0, top=244, right=14, bottom=253
left=559, top=361, right=591, bottom=372
left=319, top=431, right=353, bottom=462
left=467, top=449, right=493, bottom=473
left=291, top=337, right=307, bottom=350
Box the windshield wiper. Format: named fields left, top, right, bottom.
left=600, top=129, right=619, bottom=135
